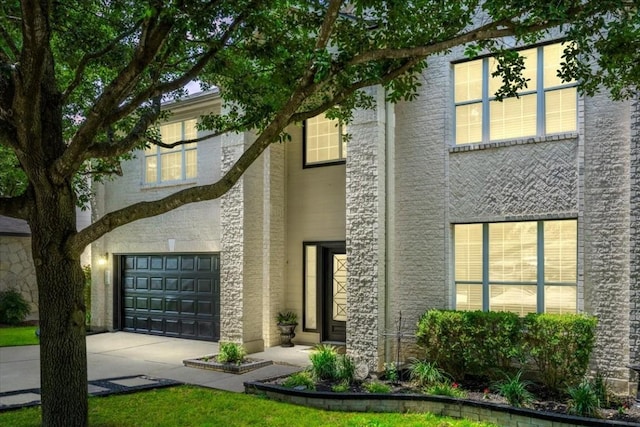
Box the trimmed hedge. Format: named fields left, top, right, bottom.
left=416, top=309, right=597, bottom=392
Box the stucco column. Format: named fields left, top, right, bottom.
left=346, top=86, right=387, bottom=371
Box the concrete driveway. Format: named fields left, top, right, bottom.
left=0, top=331, right=310, bottom=400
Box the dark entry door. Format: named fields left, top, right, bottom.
left=118, top=253, right=220, bottom=341
left=323, top=245, right=347, bottom=342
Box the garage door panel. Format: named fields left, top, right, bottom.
left=122, top=253, right=219, bottom=341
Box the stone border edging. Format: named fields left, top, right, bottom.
left=244, top=380, right=640, bottom=427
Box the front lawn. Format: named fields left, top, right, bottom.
left=0, top=326, right=39, bottom=347
left=0, top=385, right=496, bottom=427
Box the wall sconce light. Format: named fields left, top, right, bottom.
left=97, top=252, right=108, bottom=267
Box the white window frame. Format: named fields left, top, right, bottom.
left=454, top=220, right=577, bottom=315
left=303, top=114, right=346, bottom=167
left=144, top=119, right=198, bottom=184
left=454, top=42, right=578, bottom=145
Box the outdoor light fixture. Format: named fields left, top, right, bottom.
left=97, top=252, right=108, bottom=266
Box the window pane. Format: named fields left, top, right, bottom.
left=184, top=119, right=198, bottom=140
left=455, top=224, right=483, bottom=281
left=145, top=156, right=157, bottom=183
left=456, top=284, right=483, bottom=311
left=545, top=285, right=576, bottom=314
left=489, top=222, right=537, bottom=282
left=489, top=48, right=537, bottom=96
left=332, top=254, right=347, bottom=322
left=489, top=93, right=537, bottom=141
left=489, top=284, right=537, bottom=315
left=185, top=149, right=197, bottom=179
left=454, top=60, right=483, bottom=102
left=161, top=152, right=182, bottom=181
left=544, top=43, right=574, bottom=87
left=544, top=220, right=577, bottom=283
left=306, top=114, right=342, bottom=164
left=305, top=245, right=317, bottom=330
left=160, top=122, right=182, bottom=144
left=455, top=103, right=482, bottom=144
left=545, top=87, right=577, bottom=134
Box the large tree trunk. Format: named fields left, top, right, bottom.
left=30, top=186, right=88, bottom=426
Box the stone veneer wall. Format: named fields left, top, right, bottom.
left=0, top=236, right=38, bottom=319
left=220, top=131, right=286, bottom=351
left=346, top=87, right=387, bottom=370
left=583, top=94, right=632, bottom=388
left=630, top=94, right=640, bottom=380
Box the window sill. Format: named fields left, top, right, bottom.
left=449, top=132, right=578, bottom=153
left=141, top=179, right=198, bottom=190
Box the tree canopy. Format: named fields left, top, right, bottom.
left=0, top=1, right=638, bottom=425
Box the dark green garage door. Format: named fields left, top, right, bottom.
left=121, top=253, right=220, bottom=341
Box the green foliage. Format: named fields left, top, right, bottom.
left=0, top=288, right=31, bottom=325
left=384, top=362, right=399, bottom=383
left=523, top=313, right=597, bottom=391
left=415, top=310, right=523, bottom=380
left=83, top=265, right=92, bottom=327
left=363, top=381, right=392, bottom=394
left=591, top=371, right=612, bottom=408
left=493, top=371, right=535, bottom=408
left=425, top=382, right=467, bottom=398
left=217, top=342, right=246, bottom=365
left=309, top=344, right=339, bottom=381
left=336, top=354, right=357, bottom=384
left=409, top=359, right=445, bottom=388
left=331, top=381, right=350, bottom=393
left=0, top=326, right=39, bottom=347
left=276, top=311, right=298, bottom=325
left=415, top=309, right=597, bottom=390
left=0, top=145, right=27, bottom=197
left=282, top=371, right=315, bottom=390
left=567, top=379, right=601, bottom=418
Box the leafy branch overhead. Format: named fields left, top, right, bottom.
left=0, top=0, right=638, bottom=246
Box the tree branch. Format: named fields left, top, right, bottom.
left=61, top=19, right=144, bottom=103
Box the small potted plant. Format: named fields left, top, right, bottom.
left=276, top=311, right=298, bottom=347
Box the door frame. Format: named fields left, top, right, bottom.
left=302, top=241, right=346, bottom=343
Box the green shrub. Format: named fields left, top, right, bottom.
left=591, top=370, right=612, bottom=408
left=568, top=379, right=601, bottom=418
left=363, top=381, right=391, bottom=394
left=415, top=310, right=469, bottom=379
left=426, top=382, right=466, bottom=398
left=409, top=359, right=445, bottom=388
left=336, top=354, right=356, bottom=384
left=384, top=362, right=399, bottom=383
left=282, top=371, right=315, bottom=390
left=415, top=309, right=597, bottom=388
left=493, top=371, right=535, bottom=408
left=217, top=342, right=246, bottom=364
left=309, top=344, right=338, bottom=381
left=523, top=313, right=597, bottom=391
left=0, top=288, right=31, bottom=325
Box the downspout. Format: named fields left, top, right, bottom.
left=384, top=91, right=396, bottom=364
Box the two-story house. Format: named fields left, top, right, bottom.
left=91, top=37, right=640, bottom=392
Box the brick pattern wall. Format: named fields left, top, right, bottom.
left=346, top=87, right=386, bottom=370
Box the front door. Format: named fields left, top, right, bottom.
left=323, top=246, right=347, bottom=342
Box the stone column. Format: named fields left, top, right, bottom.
left=346, top=87, right=387, bottom=370
left=629, top=94, right=640, bottom=393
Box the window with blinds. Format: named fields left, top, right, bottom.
left=454, top=42, right=577, bottom=145
left=454, top=220, right=577, bottom=315
left=145, top=119, right=198, bottom=184
left=304, top=113, right=346, bottom=166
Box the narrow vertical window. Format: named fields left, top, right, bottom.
left=304, top=244, right=318, bottom=330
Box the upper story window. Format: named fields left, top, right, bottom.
left=454, top=220, right=577, bottom=315
left=304, top=113, right=346, bottom=167
left=454, top=43, right=577, bottom=145
left=145, top=119, right=198, bottom=184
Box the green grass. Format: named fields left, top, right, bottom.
left=0, top=326, right=39, bottom=347
left=0, top=385, right=497, bottom=427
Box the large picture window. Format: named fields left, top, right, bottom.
left=145, top=119, right=198, bottom=184
left=454, top=220, right=577, bottom=315
left=454, top=42, right=577, bottom=145
left=304, top=113, right=346, bottom=166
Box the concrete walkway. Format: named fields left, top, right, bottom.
left=0, top=331, right=311, bottom=409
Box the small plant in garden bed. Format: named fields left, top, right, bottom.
left=282, top=371, right=315, bottom=390
left=364, top=381, right=392, bottom=394
left=426, top=382, right=467, bottom=398
left=217, top=342, right=246, bottom=364
left=493, top=370, right=535, bottom=408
